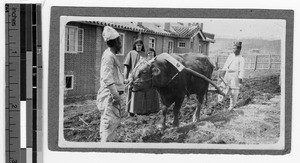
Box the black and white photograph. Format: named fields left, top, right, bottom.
left=47, top=6, right=293, bottom=154
left=1, top=0, right=299, bottom=163
left=57, top=16, right=286, bottom=149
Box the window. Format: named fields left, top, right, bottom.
left=149, top=37, right=156, bottom=50
left=65, top=75, right=74, bottom=90
left=65, top=26, right=84, bottom=53
left=178, top=41, right=186, bottom=48
left=117, top=33, right=125, bottom=55
left=167, top=41, right=174, bottom=54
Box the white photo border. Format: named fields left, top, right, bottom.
left=48, top=7, right=293, bottom=154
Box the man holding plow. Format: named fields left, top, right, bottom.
left=218, top=41, right=245, bottom=110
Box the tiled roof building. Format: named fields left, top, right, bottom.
left=63, top=21, right=215, bottom=98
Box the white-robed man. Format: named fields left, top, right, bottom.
left=97, top=26, right=125, bottom=142
left=218, top=41, right=245, bottom=110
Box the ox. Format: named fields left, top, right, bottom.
left=130, top=53, right=215, bottom=129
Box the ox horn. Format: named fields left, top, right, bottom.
left=185, top=68, right=226, bottom=97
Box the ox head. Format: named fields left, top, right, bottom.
left=129, top=58, right=161, bottom=92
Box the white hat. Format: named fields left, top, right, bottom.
left=102, top=26, right=120, bottom=42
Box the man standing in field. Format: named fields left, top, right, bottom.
left=218, top=41, right=245, bottom=110
left=97, top=26, right=125, bottom=142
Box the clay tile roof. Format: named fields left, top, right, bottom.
left=138, top=23, right=171, bottom=36
left=171, top=25, right=199, bottom=37
left=81, top=21, right=215, bottom=42
left=203, top=32, right=215, bottom=40
left=82, top=21, right=145, bottom=32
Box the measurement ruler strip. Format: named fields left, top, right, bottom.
left=20, top=4, right=28, bottom=163
left=36, top=4, right=43, bottom=162
left=5, top=4, right=42, bottom=163
left=6, top=4, right=21, bottom=163
left=32, top=4, right=38, bottom=163
left=26, top=4, right=33, bottom=163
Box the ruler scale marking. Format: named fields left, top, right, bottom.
left=31, top=4, right=37, bottom=163
left=36, top=4, right=43, bottom=162
left=20, top=4, right=26, bottom=101
left=6, top=3, right=42, bottom=163
left=20, top=4, right=27, bottom=163
left=26, top=5, right=33, bottom=163
left=6, top=4, right=21, bottom=163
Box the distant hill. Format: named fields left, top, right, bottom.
left=209, top=38, right=281, bottom=56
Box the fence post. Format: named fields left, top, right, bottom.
left=215, top=55, right=219, bottom=70
left=254, top=55, right=258, bottom=70
left=269, top=54, right=271, bottom=69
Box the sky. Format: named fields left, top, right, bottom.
left=128, top=18, right=285, bottom=40
left=191, top=19, right=285, bottom=40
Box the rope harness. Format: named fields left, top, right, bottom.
left=130, top=60, right=154, bottom=89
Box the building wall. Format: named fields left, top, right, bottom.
left=95, top=27, right=103, bottom=94
left=192, top=36, right=200, bottom=53
left=174, top=38, right=190, bottom=53
left=64, top=23, right=214, bottom=98
left=115, top=29, right=139, bottom=69
left=64, top=24, right=141, bottom=98
left=190, top=34, right=210, bottom=55
left=162, top=37, right=177, bottom=54
left=142, top=34, right=165, bottom=55
left=64, top=23, right=97, bottom=97
left=206, top=43, right=210, bottom=56
left=201, top=42, right=208, bottom=55
left=189, top=37, right=194, bottom=53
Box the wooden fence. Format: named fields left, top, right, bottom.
left=209, top=54, right=281, bottom=70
